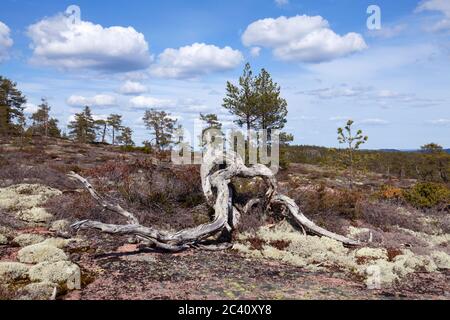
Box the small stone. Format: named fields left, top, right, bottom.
left=18, top=243, right=68, bottom=264
left=13, top=234, right=46, bottom=247
left=0, top=262, right=30, bottom=283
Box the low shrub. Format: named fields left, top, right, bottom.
left=377, top=185, right=404, bottom=201
left=404, top=182, right=450, bottom=209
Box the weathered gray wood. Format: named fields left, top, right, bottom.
left=69, top=146, right=359, bottom=251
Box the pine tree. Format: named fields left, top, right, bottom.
left=143, top=109, right=177, bottom=151
left=223, top=64, right=288, bottom=148
left=199, top=113, right=223, bottom=147
left=222, top=63, right=259, bottom=147
left=117, top=127, right=134, bottom=146
left=68, top=106, right=96, bottom=143
left=337, top=120, right=368, bottom=187
left=95, top=119, right=108, bottom=143
left=254, top=69, right=288, bottom=132
left=0, top=76, right=27, bottom=137
left=29, top=98, right=60, bottom=138
left=107, top=114, right=123, bottom=145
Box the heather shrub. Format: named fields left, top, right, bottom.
left=376, top=185, right=404, bottom=202
left=404, top=182, right=450, bottom=209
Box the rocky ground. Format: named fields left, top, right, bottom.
left=0, top=139, right=449, bottom=300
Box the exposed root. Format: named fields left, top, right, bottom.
left=68, top=147, right=359, bottom=251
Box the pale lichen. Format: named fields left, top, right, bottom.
left=18, top=243, right=68, bottom=264
left=235, top=221, right=448, bottom=288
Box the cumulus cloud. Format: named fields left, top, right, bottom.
left=242, top=15, right=367, bottom=63
left=118, top=81, right=148, bottom=95
left=416, top=0, right=450, bottom=31
left=0, top=21, right=13, bottom=62
left=150, top=43, right=243, bottom=79
left=27, top=10, right=151, bottom=72
left=67, top=94, right=117, bottom=107
left=250, top=47, right=261, bottom=57
left=129, top=95, right=175, bottom=109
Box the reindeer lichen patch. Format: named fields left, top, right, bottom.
left=29, top=261, right=81, bottom=290
left=13, top=234, right=46, bottom=247
left=236, top=222, right=447, bottom=288
left=431, top=251, right=450, bottom=269
left=0, top=262, right=30, bottom=283
left=0, top=184, right=62, bottom=223
left=18, top=243, right=68, bottom=264
left=0, top=234, right=7, bottom=245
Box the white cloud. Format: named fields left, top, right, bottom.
left=23, top=103, right=38, bottom=114
left=359, top=118, right=389, bottom=126
left=67, top=94, right=117, bottom=107
left=0, top=21, right=13, bottom=62
left=300, top=86, right=368, bottom=99
left=129, top=95, right=175, bottom=109
left=150, top=43, right=243, bottom=79
left=428, top=118, right=450, bottom=125
left=118, top=81, right=148, bottom=95
left=27, top=10, right=151, bottom=72
left=275, top=0, right=289, bottom=6
left=416, top=0, right=450, bottom=31
left=250, top=47, right=261, bottom=57
left=329, top=116, right=351, bottom=122
left=368, top=24, right=407, bottom=38
left=242, top=15, right=367, bottom=63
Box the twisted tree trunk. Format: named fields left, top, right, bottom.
left=69, top=146, right=359, bottom=252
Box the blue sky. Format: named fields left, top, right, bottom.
left=0, top=0, right=449, bottom=148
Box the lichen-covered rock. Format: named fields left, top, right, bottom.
left=50, top=220, right=71, bottom=233
left=0, top=262, right=30, bottom=283
left=18, top=282, right=57, bottom=300
left=0, top=234, right=7, bottom=245
left=18, top=243, right=68, bottom=264
left=354, top=248, right=388, bottom=260
left=29, top=261, right=81, bottom=290
left=18, top=207, right=53, bottom=223
left=0, top=184, right=62, bottom=211
left=0, top=226, right=15, bottom=238
left=0, top=184, right=61, bottom=223
left=236, top=221, right=447, bottom=289
left=40, top=238, right=71, bottom=249
left=431, top=251, right=450, bottom=269
left=13, top=234, right=46, bottom=247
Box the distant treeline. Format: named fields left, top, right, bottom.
left=286, top=145, right=450, bottom=183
